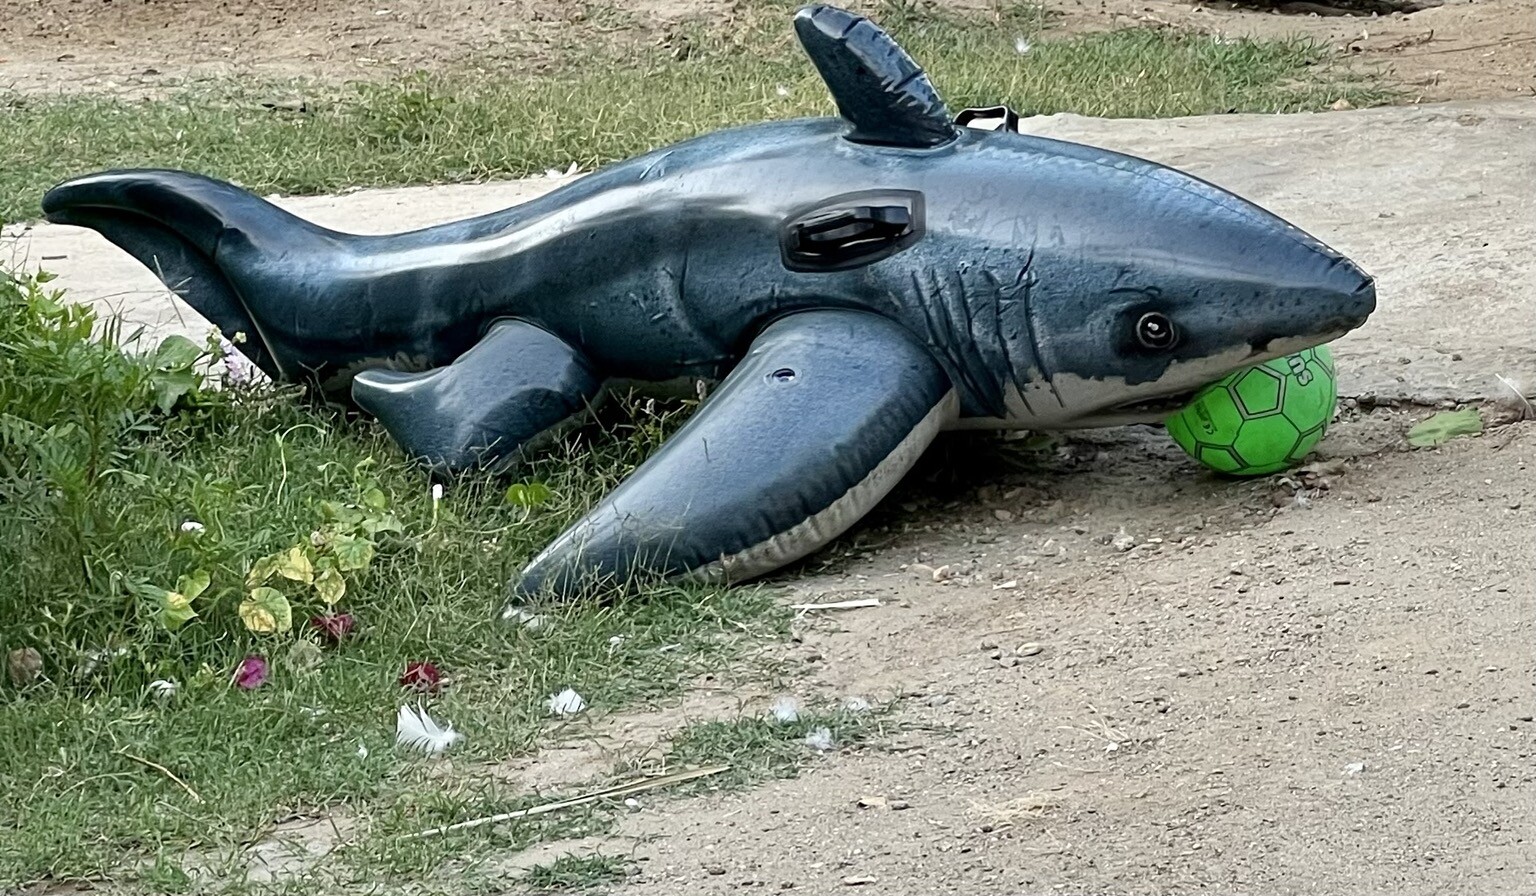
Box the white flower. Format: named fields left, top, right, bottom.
left=431, top=483, right=444, bottom=502
left=547, top=687, right=586, bottom=716
left=148, top=679, right=179, bottom=698
left=356, top=742, right=370, bottom=759
left=395, top=704, right=465, bottom=756
left=1014, top=36, right=1031, bottom=54
left=179, top=520, right=205, bottom=534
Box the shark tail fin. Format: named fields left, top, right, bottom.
left=40, top=169, right=334, bottom=380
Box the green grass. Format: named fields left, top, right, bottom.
left=658, top=704, right=891, bottom=788
left=523, top=854, right=632, bottom=892
left=0, top=268, right=789, bottom=891
left=0, top=0, right=1390, bottom=223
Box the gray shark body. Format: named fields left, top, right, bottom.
left=41, top=5, right=1376, bottom=603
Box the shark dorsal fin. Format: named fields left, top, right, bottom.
left=793, top=4, right=958, bottom=149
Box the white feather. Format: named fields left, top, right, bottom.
left=395, top=704, right=465, bottom=755
left=547, top=688, right=587, bottom=716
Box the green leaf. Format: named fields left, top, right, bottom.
left=504, top=482, right=553, bottom=508
left=152, top=334, right=203, bottom=370
left=330, top=534, right=376, bottom=572
left=175, top=570, right=211, bottom=602
left=137, top=570, right=211, bottom=632
left=319, top=500, right=365, bottom=529
left=1406, top=408, right=1483, bottom=448
left=160, top=592, right=199, bottom=631
left=150, top=369, right=200, bottom=413
left=361, top=512, right=404, bottom=536
left=314, top=567, right=346, bottom=605
left=362, top=487, right=389, bottom=511
left=240, top=587, right=293, bottom=634
left=274, top=545, right=314, bottom=585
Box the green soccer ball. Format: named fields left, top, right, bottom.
left=1166, top=345, right=1338, bottom=477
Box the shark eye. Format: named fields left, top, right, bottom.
left=1135, top=312, right=1178, bottom=350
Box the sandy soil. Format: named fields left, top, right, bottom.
left=2, top=1, right=1534, bottom=893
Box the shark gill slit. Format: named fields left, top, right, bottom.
left=984, top=267, right=1032, bottom=418
left=920, top=266, right=997, bottom=418
left=1016, top=249, right=1065, bottom=410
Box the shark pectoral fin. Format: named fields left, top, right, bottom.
left=351, top=319, right=602, bottom=474
left=507, top=309, right=959, bottom=604
left=793, top=4, right=958, bottom=149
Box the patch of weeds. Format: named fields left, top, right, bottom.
left=657, top=701, right=892, bottom=789
left=0, top=2, right=1391, bottom=222
left=0, top=268, right=787, bottom=889
left=523, top=854, right=632, bottom=892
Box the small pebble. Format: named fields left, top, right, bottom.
left=1017, top=642, right=1043, bottom=657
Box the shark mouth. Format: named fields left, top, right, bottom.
left=1107, top=389, right=1200, bottom=419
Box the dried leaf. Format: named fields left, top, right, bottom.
left=7, top=648, right=43, bottom=687
left=274, top=545, right=314, bottom=584
left=310, top=612, right=356, bottom=644
left=313, top=567, right=345, bottom=605
left=245, top=554, right=280, bottom=588
left=240, top=587, right=293, bottom=634
left=286, top=639, right=324, bottom=675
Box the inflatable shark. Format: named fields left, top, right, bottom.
left=41, top=4, right=1376, bottom=605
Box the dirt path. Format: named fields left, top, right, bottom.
left=604, top=412, right=1535, bottom=896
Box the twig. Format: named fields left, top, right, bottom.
left=118, top=750, right=203, bottom=803
left=411, top=765, right=730, bottom=839
left=1396, top=35, right=1536, bottom=57
left=788, top=598, right=882, bottom=611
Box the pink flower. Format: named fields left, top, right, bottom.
left=310, top=613, right=356, bottom=644
left=399, top=661, right=442, bottom=694
left=234, top=655, right=269, bottom=690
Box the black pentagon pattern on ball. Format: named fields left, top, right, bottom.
left=1230, top=365, right=1286, bottom=419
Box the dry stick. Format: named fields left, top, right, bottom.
left=788, top=598, right=883, bottom=611
left=1395, top=35, right=1536, bottom=57
left=118, top=750, right=204, bottom=803
left=411, top=766, right=730, bottom=839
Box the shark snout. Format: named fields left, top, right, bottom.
left=1285, top=252, right=1377, bottom=346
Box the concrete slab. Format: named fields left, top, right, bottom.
left=5, top=98, right=1533, bottom=403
